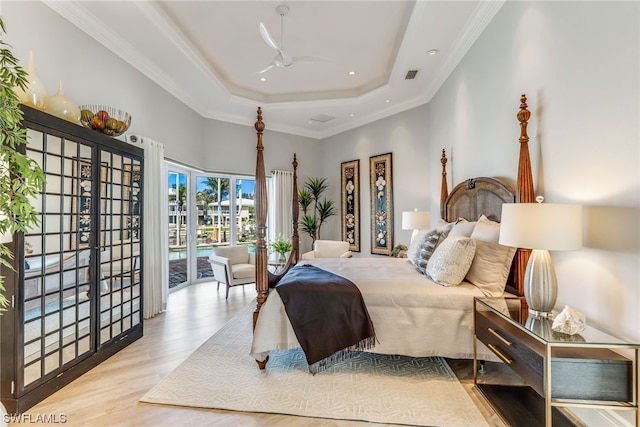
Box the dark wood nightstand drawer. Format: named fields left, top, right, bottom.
left=552, top=347, right=633, bottom=401
left=476, top=309, right=545, bottom=396
left=476, top=309, right=633, bottom=402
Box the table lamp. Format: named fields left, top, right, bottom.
left=499, top=197, right=582, bottom=317
left=402, top=209, right=431, bottom=244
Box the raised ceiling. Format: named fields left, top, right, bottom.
left=46, top=1, right=504, bottom=139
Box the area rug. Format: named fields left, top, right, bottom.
left=140, top=302, right=488, bottom=426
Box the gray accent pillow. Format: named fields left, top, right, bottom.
left=415, top=231, right=441, bottom=274
left=406, top=228, right=432, bottom=266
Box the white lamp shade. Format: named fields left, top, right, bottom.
left=499, top=203, right=582, bottom=251
left=402, top=210, right=431, bottom=231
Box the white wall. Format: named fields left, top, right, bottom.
left=322, top=1, right=640, bottom=342
left=321, top=104, right=431, bottom=253
left=428, top=0, right=639, bottom=342
left=200, top=119, right=321, bottom=177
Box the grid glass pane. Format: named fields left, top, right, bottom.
left=23, top=131, right=94, bottom=387
left=99, top=151, right=142, bottom=345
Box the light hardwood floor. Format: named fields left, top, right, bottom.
left=15, top=281, right=514, bottom=427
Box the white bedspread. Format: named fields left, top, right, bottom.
left=250, top=257, right=501, bottom=363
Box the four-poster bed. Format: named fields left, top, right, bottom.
left=250, top=95, right=535, bottom=370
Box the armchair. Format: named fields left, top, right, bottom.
left=301, top=240, right=353, bottom=259
left=208, top=245, right=256, bottom=299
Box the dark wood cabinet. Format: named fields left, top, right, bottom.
left=0, top=105, right=144, bottom=412
left=474, top=297, right=639, bottom=426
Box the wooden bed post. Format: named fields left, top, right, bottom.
left=440, top=148, right=448, bottom=220
left=291, top=154, right=300, bottom=262
left=514, top=94, right=535, bottom=316
left=516, top=94, right=535, bottom=204
left=254, top=107, right=268, bottom=329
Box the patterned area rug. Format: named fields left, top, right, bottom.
left=140, top=303, right=488, bottom=426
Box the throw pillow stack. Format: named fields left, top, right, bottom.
left=407, top=216, right=517, bottom=296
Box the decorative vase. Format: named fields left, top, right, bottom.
left=278, top=252, right=287, bottom=263
left=46, top=81, right=81, bottom=123
left=14, top=50, right=48, bottom=111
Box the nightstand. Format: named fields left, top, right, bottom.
left=474, top=297, right=639, bottom=426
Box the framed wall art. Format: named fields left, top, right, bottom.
left=369, top=152, right=393, bottom=255
left=341, top=159, right=360, bottom=252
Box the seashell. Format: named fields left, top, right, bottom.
left=551, top=305, right=586, bottom=335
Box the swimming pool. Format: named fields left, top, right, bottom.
left=168, top=247, right=214, bottom=260
left=168, top=245, right=256, bottom=260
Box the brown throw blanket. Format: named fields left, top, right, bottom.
left=275, top=264, right=376, bottom=373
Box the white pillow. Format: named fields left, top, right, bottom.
left=406, top=228, right=432, bottom=266
left=466, top=214, right=517, bottom=296
left=436, top=219, right=455, bottom=233
left=470, top=215, right=500, bottom=242
left=448, top=218, right=477, bottom=237
left=466, top=240, right=516, bottom=296
left=426, top=235, right=476, bottom=286
left=435, top=219, right=454, bottom=245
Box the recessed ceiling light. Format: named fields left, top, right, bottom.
left=349, top=113, right=355, bottom=117
left=385, top=99, right=391, bottom=103
left=259, top=77, right=267, bottom=82
left=348, top=71, right=356, bottom=76
left=427, top=49, right=438, bottom=56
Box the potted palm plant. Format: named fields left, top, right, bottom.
left=0, top=17, right=46, bottom=313
left=298, top=177, right=336, bottom=245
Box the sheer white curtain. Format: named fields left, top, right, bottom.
left=140, top=137, right=168, bottom=318
left=267, top=170, right=294, bottom=244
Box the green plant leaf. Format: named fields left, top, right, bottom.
left=0, top=17, right=47, bottom=314
left=300, top=215, right=317, bottom=241
left=304, top=177, right=329, bottom=200
left=298, top=188, right=312, bottom=213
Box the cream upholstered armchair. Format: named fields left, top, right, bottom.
left=208, top=245, right=256, bottom=299
left=301, top=240, right=352, bottom=259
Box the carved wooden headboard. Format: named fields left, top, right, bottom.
left=444, top=177, right=515, bottom=223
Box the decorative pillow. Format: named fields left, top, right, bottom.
left=426, top=235, right=476, bottom=286
left=448, top=218, right=477, bottom=238
left=436, top=219, right=455, bottom=233
left=406, top=228, right=432, bottom=266
left=466, top=240, right=516, bottom=296
left=414, top=230, right=441, bottom=274
left=435, top=219, right=454, bottom=245
left=466, top=215, right=517, bottom=297
left=470, top=215, right=500, bottom=243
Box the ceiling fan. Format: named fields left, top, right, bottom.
left=258, top=4, right=323, bottom=73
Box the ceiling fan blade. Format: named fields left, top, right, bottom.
left=259, top=22, right=280, bottom=52
left=257, top=63, right=274, bottom=74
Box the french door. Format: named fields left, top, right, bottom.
left=166, top=164, right=255, bottom=291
